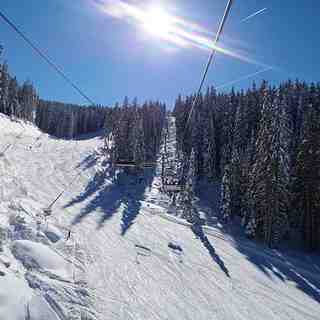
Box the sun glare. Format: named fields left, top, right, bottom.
left=143, top=7, right=173, bottom=37
left=97, top=1, right=271, bottom=68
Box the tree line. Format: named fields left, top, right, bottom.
left=0, top=50, right=110, bottom=138
left=1, top=48, right=165, bottom=151
left=105, top=97, right=166, bottom=165
left=174, top=80, right=320, bottom=251
left=0, top=46, right=38, bottom=123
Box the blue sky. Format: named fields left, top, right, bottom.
left=0, top=0, right=319, bottom=107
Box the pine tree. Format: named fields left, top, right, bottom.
left=221, top=164, right=232, bottom=221
left=133, top=115, right=145, bottom=165
left=291, top=105, right=320, bottom=251
left=228, top=94, right=248, bottom=218
left=246, top=89, right=291, bottom=247
left=202, top=88, right=218, bottom=179
left=19, top=80, right=37, bottom=122
left=8, top=77, right=21, bottom=118
left=0, top=62, right=9, bottom=115
left=181, top=149, right=198, bottom=222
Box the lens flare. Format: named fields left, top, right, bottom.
left=95, top=0, right=272, bottom=69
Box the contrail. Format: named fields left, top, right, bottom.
left=241, top=8, right=267, bottom=22
left=215, top=67, right=273, bottom=89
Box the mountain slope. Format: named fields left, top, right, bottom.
left=0, top=114, right=319, bottom=320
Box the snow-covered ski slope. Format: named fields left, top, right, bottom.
left=1, top=114, right=320, bottom=320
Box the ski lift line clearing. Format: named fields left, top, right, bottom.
left=160, top=1, right=234, bottom=193
left=176, top=0, right=233, bottom=192
left=161, top=128, right=184, bottom=192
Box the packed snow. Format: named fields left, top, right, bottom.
left=0, top=272, right=33, bottom=320
left=0, top=113, right=319, bottom=319
left=11, top=240, right=71, bottom=279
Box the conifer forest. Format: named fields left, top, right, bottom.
left=1, top=50, right=319, bottom=251
left=1, top=1, right=320, bottom=317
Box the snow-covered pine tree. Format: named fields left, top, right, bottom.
left=112, top=98, right=134, bottom=162
left=291, top=104, right=320, bottom=251
left=219, top=90, right=237, bottom=174
left=0, top=62, right=9, bottom=115
left=202, top=88, right=218, bottom=180
left=181, top=148, right=198, bottom=222
left=246, top=88, right=291, bottom=247
left=8, top=77, right=21, bottom=118
left=191, top=93, right=204, bottom=176
left=221, top=164, right=232, bottom=221
left=228, top=93, right=248, bottom=219
left=19, top=80, right=38, bottom=122
left=133, top=114, right=145, bottom=165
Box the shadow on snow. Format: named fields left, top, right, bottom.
left=191, top=223, right=230, bottom=278
left=233, top=237, right=320, bottom=303
left=195, top=177, right=320, bottom=303
left=64, top=165, right=155, bottom=235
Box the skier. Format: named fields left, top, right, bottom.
left=66, top=229, right=71, bottom=241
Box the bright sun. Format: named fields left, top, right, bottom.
left=143, top=7, right=173, bottom=37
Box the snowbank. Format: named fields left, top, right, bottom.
left=0, top=272, right=32, bottom=320
left=28, top=294, right=61, bottom=320
left=0, top=115, right=98, bottom=319
left=11, top=240, right=71, bottom=279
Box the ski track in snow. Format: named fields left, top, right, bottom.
left=0, top=114, right=319, bottom=319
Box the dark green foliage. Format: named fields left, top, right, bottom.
left=108, top=99, right=166, bottom=165
left=246, top=89, right=291, bottom=247
left=0, top=58, right=38, bottom=122
left=291, top=104, right=320, bottom=251
left=174, top=80, right=320, bottom=250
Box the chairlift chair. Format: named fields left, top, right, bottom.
left=164, top=169, right=175, bottom=176
left=165, top=184, right=184, bottom=192
left=142, top=162, right=157, bottom=168
left=164, top=179, right=184, bottom=192
left=114, top=160, right=138, bottom=167
left=114, top=160, right=157, bottom=169
left=43, top=207, right=52, bottom=217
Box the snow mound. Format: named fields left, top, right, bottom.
left=28, top=294, right=61, bottom=320
left=11, top=240, right=70, bottom=279
left=0, top=271, right=32, bottom=320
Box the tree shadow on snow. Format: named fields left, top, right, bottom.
left=212, top=207, right=320, bottom=303
left=182, top=178, right=320, bottom=304
left=120, top=168, right=155, bottom=236
left=232, top=237, right=320, bottom=303
left=191, top=224, right=230, bottom=278
left=74, top=150, right=110, bottom=171
left=75, top=153, right=99, bottom=171
left=63, top=167, right=113, bottom=225
left=64, top=166, right=155, bottom=235
left=194, top=179, right=222, bottom=226
left=73, top=129, right=105, bottom=141
left=212, top=209, right=320, bottom=303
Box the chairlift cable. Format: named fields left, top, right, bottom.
left=0, top=10, right=95, bottom=105
left=178, top=0, right=233, bottom=190
left=183, top=0, right=234, bottom=137
left=0, top=9, right=96, bottom=156
left=44, top=170, right=83, bottom=213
